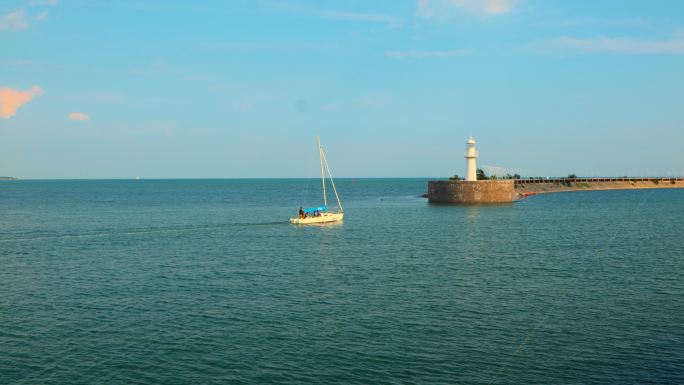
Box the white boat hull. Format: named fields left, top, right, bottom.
left=290, top=212, right=344, bottom=225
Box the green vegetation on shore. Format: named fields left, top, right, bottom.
left=476, top=169, right=521, bottom=180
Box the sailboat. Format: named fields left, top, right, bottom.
left=290, top=137, right=344, bottom=225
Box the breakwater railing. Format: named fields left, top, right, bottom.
left=514, top=177, right=684, bottom=186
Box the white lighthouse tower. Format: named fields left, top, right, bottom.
left=464, top=137, right=478, bottom=181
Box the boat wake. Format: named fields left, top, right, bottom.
left=0, top=221, right=285, bottom=243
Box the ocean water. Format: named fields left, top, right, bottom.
left=1, top=179, right=682, bottom=385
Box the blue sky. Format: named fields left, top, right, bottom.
left=2, top=0, right=683, bottom=178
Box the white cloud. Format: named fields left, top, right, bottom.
left=0, top=9, right=30, bottom=31
left=68, top=112, right=90, bottom=121
left=417, top=0, right=520, bottom=18
left=550, top=30, right=684, bottom=55
left=0, top=86, right=43, bottom=119
left=385, top=49, right=473, bottom=58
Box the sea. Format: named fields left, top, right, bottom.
left=1, top=179, right=682, bottom=384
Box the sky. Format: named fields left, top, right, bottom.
left=1, top=0, right=684, bottom=179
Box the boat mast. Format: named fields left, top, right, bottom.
left=320, top=147, right=344, bottom=213
left=318, top=136, right=327, bottom=207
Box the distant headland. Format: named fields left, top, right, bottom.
left=427, top=138, right=684, bottom=204
left=0, top=176, right=18, bottom=180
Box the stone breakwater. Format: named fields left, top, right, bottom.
left=428, top=178, right=684, bottom=204
left=515, top=177, right=684, bottom=195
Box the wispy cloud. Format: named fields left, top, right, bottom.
left=323, top=102, right=339, bottom=111
left=1, top=2, right=56, bottom=32
left=126, top=59, right=186, bottom=76
left=68, top=112, right=90, bottom=121
left=384, top=49, right=473, bottom=59
left=75, top=1, right=205, bottom=12
left=417, top=0, right=520, bottom=19
left=268, top=1, right=402, bottom=24
left=193, top=40, right=336, bottom=54
left=296, top=8, right=400, bottom=23
left=0, top=86, right=43, bottom=119
left=356, top=94, right=390, bottom=109
left=0, top=9, right=30, bottom=31
left=548, top=30, right=684, bottom=55
left=553, top=16, right=648, bottom=29
left=1, top=59, right=40, bottom=68
left=30, top=0, right=59, bottom=6
left=0, top=59, right=61, bottom=74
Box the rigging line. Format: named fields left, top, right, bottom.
left=320, top=148, right=343, bottom=213
left=486, top=188, right=657, bottom=385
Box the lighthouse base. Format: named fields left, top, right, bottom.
left=428, top=180, right=517, bottom=204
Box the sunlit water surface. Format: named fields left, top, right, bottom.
left=1, top=179, right=682, bottom=384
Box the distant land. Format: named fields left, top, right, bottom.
left=0, top=176, right=18, bottom=180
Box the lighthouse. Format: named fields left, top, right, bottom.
left=428, top=136, right=515, bottom=203
left=465, top=137, right=478, bottom=181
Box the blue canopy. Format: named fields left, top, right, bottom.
left=303, top=206, right=327, bottom=213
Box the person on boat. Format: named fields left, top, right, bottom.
left=298, top=206, right=304, bottom=219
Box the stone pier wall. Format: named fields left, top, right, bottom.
left=426, top=177, right=684, bottom=204
left=428, top=180, right=517, bottom=204
left=515, top=178, right=684, bottom=194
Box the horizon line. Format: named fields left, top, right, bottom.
left=4, top=175, right=684, bottom=181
